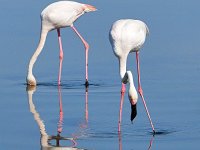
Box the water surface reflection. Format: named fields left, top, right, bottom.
left=118, top=132, right=154, bottom=150
left=26, top=85, right=89, bottom=150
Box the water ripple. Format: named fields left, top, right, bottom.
left=151, top=129, right=176, bottom=136
left=23, top=79, right=117, bottom=90
left=87, top=131, right=119, bottom=139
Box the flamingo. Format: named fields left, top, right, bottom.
left=26, top=1, right=96, bottom=86
left=109, top=19, right=155, bottom=133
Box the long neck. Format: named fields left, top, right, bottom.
left=123, top=71, right=138, bottom=103
left=126, top=71, right=134, bottom=88
left=27, top=27, right=48, bottom=76
left=122, top=71, right=134, bottom=87
left=119, top=56, right=127, bottom=80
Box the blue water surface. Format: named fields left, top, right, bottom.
left=0, top=0, right=200, bottom=149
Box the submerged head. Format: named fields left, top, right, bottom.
left=27, top=74, right=37, bottom=86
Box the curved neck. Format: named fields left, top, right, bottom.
left=122, top=71, right=134, bottom=87
left=119, top=56, right=127, bottom=79
left=122, top=71, right=137, bottom=103
left=27, top=27, right=48, bottom=76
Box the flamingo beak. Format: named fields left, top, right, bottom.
left=131, top=104, right=137, bottom=122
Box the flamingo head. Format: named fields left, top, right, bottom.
left=128, top=82, right=138, bottom=122
left=27, top=74, right=37, bottom=86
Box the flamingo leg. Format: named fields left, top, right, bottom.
left=136, top=51, right=155, bottom=133
left=57, top=86, right=63, bottom=134
left=71, top=25, right=89, bottom=87
left=118, top=83, right=126, bottom=132
left=57, top=29, right=64, bottom=86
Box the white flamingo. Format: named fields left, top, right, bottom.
left=27, top=1, right=96, bottom=86
left=109, top=19, right=155, bottom=133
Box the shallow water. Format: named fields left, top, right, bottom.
left=0, top=0, right=200, bottom=149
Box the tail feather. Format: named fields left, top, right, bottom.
left=84, top=4, right=97, bottom=12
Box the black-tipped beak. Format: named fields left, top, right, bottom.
left=131, top=104, right=137, bottom=122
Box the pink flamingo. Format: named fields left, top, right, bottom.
left=26, top=1, right=96, bottom=86
left=109, top=19, right=155, bottom=133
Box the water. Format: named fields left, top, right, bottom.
left=0, top=0, right=200, bottom=149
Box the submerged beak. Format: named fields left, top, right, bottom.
left=131, top=104, right=137, bottom=122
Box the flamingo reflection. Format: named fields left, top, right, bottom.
left=118, top=132, right=154, bottom=150
left=147, top=136, right=154, bottom=150
left=26, top=85, right=89, bottom=149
